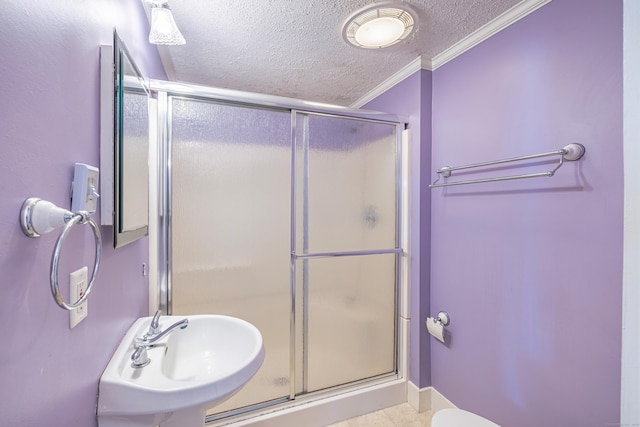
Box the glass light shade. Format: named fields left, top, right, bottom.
left=149, top=6, right=186, bottom=45
left=355, top=17, right=406, bottom=48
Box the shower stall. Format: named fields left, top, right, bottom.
left=151, top=81, right=407, bottom=424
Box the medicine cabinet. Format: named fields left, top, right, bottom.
left=100, top=30, right=150, bottom=248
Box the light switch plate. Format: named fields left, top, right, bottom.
left=71, top=163, right=99, bottom=213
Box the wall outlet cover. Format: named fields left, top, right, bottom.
left=69, top=266, right=88, bottom=328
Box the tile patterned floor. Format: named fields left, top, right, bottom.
left=325, top=403, right=434, bottom=427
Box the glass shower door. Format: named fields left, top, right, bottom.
left=169, top=97, right=292, bottom=413
left=293, top=112, right=400, bottom=394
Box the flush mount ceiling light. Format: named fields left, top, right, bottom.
left=144, top=0, right=186, bottom=45
left=342, top=2, right=417, bottom=49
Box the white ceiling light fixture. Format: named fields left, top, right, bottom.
left=342, top=2, right=417, bottom=49
left=145, top=0, right=186, bottom=45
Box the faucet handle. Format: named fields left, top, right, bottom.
left=148, top=310, right=162, bottom=336
left=131, top=346, right=151, bottom=368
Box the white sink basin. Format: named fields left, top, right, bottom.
left=98, top=314, right=265, bottom=427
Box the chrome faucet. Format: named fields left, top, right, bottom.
left=147, top=309, right=162, bottom=337
left=131, top=313, right=188, bottom=368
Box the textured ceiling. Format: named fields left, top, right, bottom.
left=158, top=0, right=524, bottom=106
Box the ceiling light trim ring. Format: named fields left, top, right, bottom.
left=342, top=2, right=418, bottom=49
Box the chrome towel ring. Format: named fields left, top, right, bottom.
left=20, top=198, right=102, bottom=311
left=50, top=212, right=102, bottom=310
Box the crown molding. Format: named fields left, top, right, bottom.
left=431, top=0, right=552, bottom=70
left=156, top=45, right=178, bottom=81
left=352, top=0, right=552, bottom=107
left=352, top=56, right=426, bottom=108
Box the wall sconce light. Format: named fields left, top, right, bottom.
left=145, top=0, right=186, bottom=45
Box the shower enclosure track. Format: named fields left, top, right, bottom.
left=293, top=248, right=403, bottom=259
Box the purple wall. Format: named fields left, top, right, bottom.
left=365, top=70, right=433, bottom=387
left=0, top=0, right=623, bottom=424
left=0, top=1, right=165, bottom=426
left=430, top=0, right=622, bottom=426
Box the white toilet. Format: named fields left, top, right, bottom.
left=431, top=408, right=500, bottom=427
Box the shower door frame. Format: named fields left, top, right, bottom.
left=150, top=79, right=409, bottom=422
left=291, top=110, right=404, bottom=398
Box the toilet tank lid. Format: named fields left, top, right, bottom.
left=432, top=409, right=500, bottom=427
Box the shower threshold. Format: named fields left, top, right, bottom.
left=206, top=374, right=406, bottom=427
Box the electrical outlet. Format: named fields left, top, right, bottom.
left=70, top=267, right=88, bottom=328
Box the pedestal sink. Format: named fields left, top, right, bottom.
left=98, top=314, right=265, bottom=427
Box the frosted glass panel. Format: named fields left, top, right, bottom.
left=300, top=255, right=397, bottom=392
left=295, top=114, right=397, bottom=253
left=120, top=90, right=149, bottom=232
left=170, top=98, right=291, bottom=413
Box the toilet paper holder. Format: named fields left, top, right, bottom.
left=433, top=311, right=450, bottom=326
